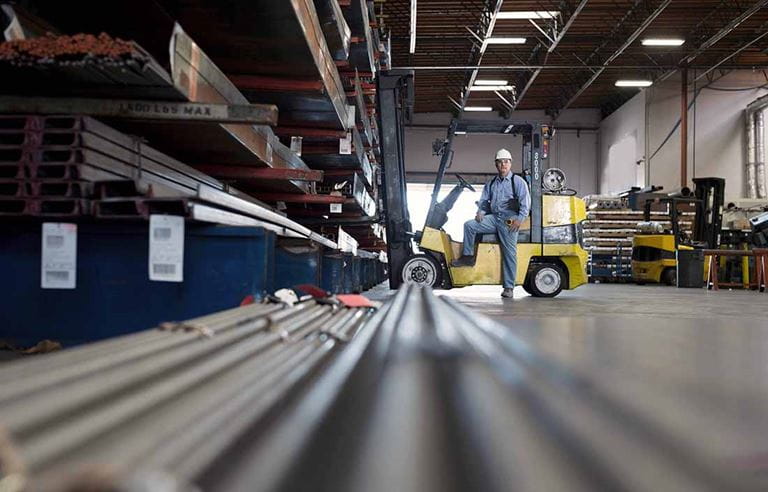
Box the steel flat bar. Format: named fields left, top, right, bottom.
left=193, top=166, right=324, bottom=182
left=0, top=96, right=278, bottom=125
left=254, top=193, right=353, bottom=205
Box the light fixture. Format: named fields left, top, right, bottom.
left=615, top=80, right=653, bottom=87
left=454, top=131, right=467, bottom=135
left=484, top=37, right=527, bottom=45
left=641, top=38, right=685, bottom=46
left=474, top=79, right=509, bottom=85
left=496, top=11, right=559, bottom=19
left=409, top=0, right=417, bottom=54
left=469, top=85, right=515, bottom=91
left=463, top=106, right=494, bottom=112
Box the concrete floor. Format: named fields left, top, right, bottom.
left=437, top=282, right=768, bottom=322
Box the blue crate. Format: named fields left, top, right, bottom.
left=275, top=243, right=322, bottom=291
left=0, top=222, right=275, bottom=347
left=321, top=253, right=346, bottom=294
left=343, top=255, right=362, bottom=293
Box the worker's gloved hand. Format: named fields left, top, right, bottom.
left=507, top=219, right=521, bottom=232
left=475, top=212, right=484, bottom=223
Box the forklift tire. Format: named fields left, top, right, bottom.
left=661, top=267, right=676, bottom=286
left=522, top=275, right=535, bottom=296
left=401, top=254, right=443, bottom=287
left=527, top=263, right=565, bottom=298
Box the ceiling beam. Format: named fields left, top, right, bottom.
left=457, top=0, right=505, bottom=110
left=557, top=0, right=671, bottom=115
left=513, top=0, right=590, bottom=110
left=392, top=64, right=768, bottom=70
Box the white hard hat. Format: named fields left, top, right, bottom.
left=495, top=148, right=513, bottom=160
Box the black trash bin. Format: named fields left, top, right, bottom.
left=677, top=249, right=705, bottom=288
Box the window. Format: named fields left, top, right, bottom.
left=407, top=183, right=483, bottom=241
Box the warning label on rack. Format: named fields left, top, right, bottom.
left=41, top=223, right=77, bottom=289
left=149, top=215, right=184, bottom=282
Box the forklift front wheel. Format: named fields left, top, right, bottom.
left=401, top=255, right=442, bottom=287
left=527, top=263, right=565, bottom=298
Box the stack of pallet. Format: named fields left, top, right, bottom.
left=583, top=196, right=695, bottom=282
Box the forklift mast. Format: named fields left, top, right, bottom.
left=426, top=119, right=549, bottom=245
left=377, top=70, right=415, bottom=288
left=692, top=177, right=725, bottom=249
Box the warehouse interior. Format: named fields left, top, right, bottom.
left=1, top=1, right=768, bottom=490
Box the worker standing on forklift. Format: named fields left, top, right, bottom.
left=451, top=149, right=531, bottom=298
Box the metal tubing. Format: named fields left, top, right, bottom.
left=681, top=68, right=688, bottom=187
left=756, top=110, right=766, bottom=198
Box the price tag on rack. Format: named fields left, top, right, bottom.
left=41, top=223, right=77, bottom=289
left=149, top=215, right=184, bottom=282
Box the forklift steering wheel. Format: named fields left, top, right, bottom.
left=455, top=174, right=476, bottom=192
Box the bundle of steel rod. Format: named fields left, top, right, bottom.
left=190, top=285, right=766, bottom=492
left=0, top=298, right=374, bottom=491
left=0, top=33, right=144, bottom=67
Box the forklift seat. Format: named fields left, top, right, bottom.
left=478, top=231, right=531, bottom=243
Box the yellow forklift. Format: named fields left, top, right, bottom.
left=631, top=178, right=724, bottom=284
left=397, top=119, right=589, bottom=297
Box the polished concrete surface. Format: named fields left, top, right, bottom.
left=438, top=282, right=767, bottom=321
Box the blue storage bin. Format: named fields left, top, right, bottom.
left=0, top=222, right=275, bottom=347
left=321, top=253, right=346, bottom=294
left=275, top=243, right=322, bottom=291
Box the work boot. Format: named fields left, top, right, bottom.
left=451, top=256, right=475, bottom=267
left=501, top=288, right=514, bottom=298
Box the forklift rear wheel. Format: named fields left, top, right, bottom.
left=522, top=276, right=535, bottom=296
left=661, top=267, right=676, bottom=286
left=527, top=263, right=565, bottom=297
left=401, top=255, right=442, bottom=287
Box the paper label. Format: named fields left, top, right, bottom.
left=41, top=223, right=77, bottom=289
left=290, top=136, right=303, bottom=156
left=340, top=132, right=352, bottom=155
left=330, top=203, right=343, bottom=214
left=149, top=215, right=184, bottom=282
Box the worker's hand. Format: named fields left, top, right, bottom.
left=475, top=212, right=484, bottom=223
left=507, top=219, right=521, bottom=231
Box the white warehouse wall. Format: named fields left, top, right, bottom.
left=404, top=109, right=601, bottom=196
left=599, top=70, right=768, bottom=201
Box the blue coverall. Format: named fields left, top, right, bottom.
left=462, top=174, right=531, bottom=288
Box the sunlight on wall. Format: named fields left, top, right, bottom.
left=407, top=183, right=483, bottom=242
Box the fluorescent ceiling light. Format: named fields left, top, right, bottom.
left=475, top=79, right=509, bottom=85
left=464, top=106, right=493, bottom=112
left=469, top=85, right=515, bottom=91
left=409, top=0, right=417, bottom=54
left=497, top=11, right=559, bottom=19
left=484, top=37, right=527, bottom=45
left=642, top=38, right=685, bottom=46
left=615, top=80, right=653, bottom=87
left=454, top=131, right=467, bottom=135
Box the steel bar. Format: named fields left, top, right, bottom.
left=0, top=299, right=374, bottom=489
left=199, top=285, right=768, bottom=492
left=0, top=96, right=279, bottom=125
left=193, top=166, right=324, bottom=183
left=312, top=0, right=352, bottom=61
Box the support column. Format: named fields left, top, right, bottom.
left=680, top=68, right=688, bottom=188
